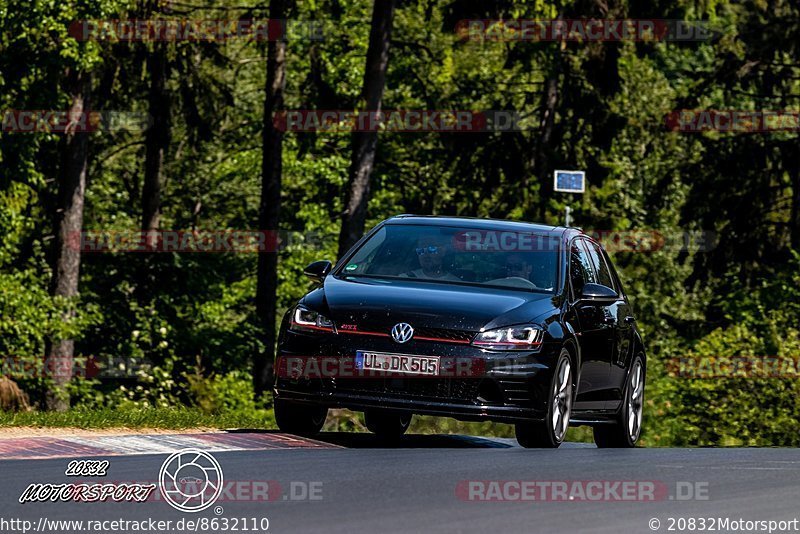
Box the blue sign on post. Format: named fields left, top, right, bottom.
left=553, top=170, right=586, bottom=193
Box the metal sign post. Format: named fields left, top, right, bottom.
left=553, top=170, right=585, bottom=227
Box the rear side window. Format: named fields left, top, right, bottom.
left=585, top=240, right=616, bottom=291
left=569, top=240, right=596, bottom=299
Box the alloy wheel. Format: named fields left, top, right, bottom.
left=551, top=356, right=573, bottom=442
left=627, top=360, right=644, bottom=441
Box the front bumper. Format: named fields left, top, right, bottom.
left=273, top=330, right=561, bottom=423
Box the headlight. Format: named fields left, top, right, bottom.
left=290, top=305, right=334, bottom=333
left=471, top=325, right=544, bottom=350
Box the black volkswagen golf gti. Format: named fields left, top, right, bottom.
left=274, top=216, right=646, bottom=448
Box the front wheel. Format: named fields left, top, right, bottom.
left=593, top=355, right=645, bottom=448
left=274, top=399, right=328, bottom=436
left=516, top=349, right=573, bottom=448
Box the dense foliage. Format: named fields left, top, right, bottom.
left=0, top=0, right=798, bottom=444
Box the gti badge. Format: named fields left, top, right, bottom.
left=391, top=322, right=414, bottom=343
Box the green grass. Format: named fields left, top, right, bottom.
left=0, top=407, right=276, bottom=430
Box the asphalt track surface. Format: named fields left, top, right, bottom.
left=1, top=432, right=799, bottom=534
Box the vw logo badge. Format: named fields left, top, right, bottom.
left=391, top=323, right=414, bottom=343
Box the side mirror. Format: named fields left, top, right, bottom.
left=303, top=260, right=332, bottom=283
left=581, top=283, right=617, bottom=300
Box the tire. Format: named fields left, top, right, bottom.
left=364, top=410, right=412, bottom=440
left=274, top=399, right=328, bottom=436
left=515, top=349, right=574, bottom=448
left=593, top=354, right=645, bottom=448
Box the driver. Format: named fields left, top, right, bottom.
left=505, top=253, right=533, bottom=280
left=485, top=253, right=537, bottom=288
left=402, top=234, right=460, bottom=281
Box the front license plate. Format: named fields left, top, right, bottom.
left=355, top=351, right=440, bottom=376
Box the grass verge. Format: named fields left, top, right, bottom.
left=0, top=407, right=276, bottom=431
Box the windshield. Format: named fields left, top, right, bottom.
left=337, top=224, right=559, bottom=293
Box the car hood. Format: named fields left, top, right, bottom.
left=308, top=275, right=557, bottom=332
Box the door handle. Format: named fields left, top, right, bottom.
left=624, top=316, right=636, bottom=324
left=603, top=316, right=616, bottom=324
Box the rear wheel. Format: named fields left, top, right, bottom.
left=365, top=410, right=412, bottom=440
left=274, top=399, right=328, bottom=436
left=515, top=349, right=573, bottom=448
left=593, top=355, right=645, bottom=448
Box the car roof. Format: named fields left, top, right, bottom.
left=386, top=214, right=582, bottom=239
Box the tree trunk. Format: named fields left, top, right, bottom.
left=337, top=0, right=395, bottom=258
left=534, top=74, right=559, bottom=222
left=141, top=42, right=171, bottom=248
left=254, top=0, right=291, bottom=398
left=45, top=72, right=90, bottom=411
left=790, top=142, right=800, bottom=251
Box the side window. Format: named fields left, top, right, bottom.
left=585, top=240, right=616, bottom=291
left=570, top=240, right=596, bottom=300
left=349, top=226, right=386, bottom=274
left=602, top=247, right=625, bottom=296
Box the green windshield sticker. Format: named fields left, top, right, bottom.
left=345, top=263, right=358, bottom=271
